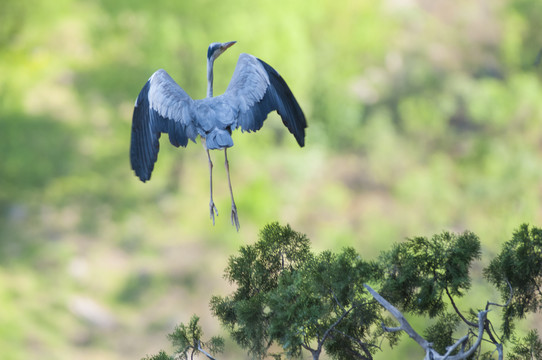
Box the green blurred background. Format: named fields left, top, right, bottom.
left=1, top=0, right=542, bottom=358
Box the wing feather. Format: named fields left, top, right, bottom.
left=130, top=69, right=196, bottom=182
left=219, top=53, right=307, bottom=146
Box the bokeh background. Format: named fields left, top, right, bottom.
left=1, top=0, right=542, bottom=359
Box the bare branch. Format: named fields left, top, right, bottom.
left=364, top=284, right=491, bottom=360
left=330, top=289, right=347, bottom=312
left=320, top=301, right=355, bottom=347
left=301, top=342, right=313, bottom=352
left=447, top=310, right=489, bottom=360
left=363, top=284, right=430, bottom=349
left=493, top=343, right=503, bottom=360
left=445, top=287, right=476, bottom=327
left=442, top=335, right=468, bottom=360
left=197, top=341, right=216, bottom=360
left=305, top=332, right=317, bottom=354
left=190, top=347, right=196, bottom=360
left=486, top=279, right=513, bottom=309
left=382, top=325, right=403, bottom=333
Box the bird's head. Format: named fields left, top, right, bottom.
left=207, top=41, right=236, bottom=62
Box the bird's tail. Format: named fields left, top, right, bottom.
left=205, top=129, right=234, bottom=150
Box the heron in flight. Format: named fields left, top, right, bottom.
left=130, top=41, right=307, bottom=231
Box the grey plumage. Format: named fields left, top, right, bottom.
left=130, top=42, right=307, bottom=230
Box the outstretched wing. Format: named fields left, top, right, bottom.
left=218, top=53, right=307, bottom=147
left=130, top=69, right=198, bottom=182
left=131, top=55, right=307, bottom=180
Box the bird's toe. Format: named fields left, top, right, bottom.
left=209, top=201, right=219, bottom=225
left=231, top=204, right=240, bottom=232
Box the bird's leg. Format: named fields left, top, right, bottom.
left=206, top=148, right=219, bottom=225
left=224, top=148, right=240, bottom=231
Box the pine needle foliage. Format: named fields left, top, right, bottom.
left=423, top=312, right=462, bottom=355
left=167, top=315, right=224, bottom=360
left=379, top=231, right=481, bottom=317
left=209, top=222, right=312, bottom=358
left=144, top=223, right=542, bottom=360
left=508, top=330, right=542, bottom=360
left=484, top=224, right=542, bottom=339
left=267, top=248, right=389, bottom=359
left=142, top=315, right=223, bottom=360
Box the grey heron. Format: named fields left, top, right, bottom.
left=130, top=41, right=307, bottom=231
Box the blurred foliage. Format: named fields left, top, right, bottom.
left=1, top=0, right=542, bottom=359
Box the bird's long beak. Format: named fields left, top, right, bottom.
left=222, top=41, right=236, bottom=50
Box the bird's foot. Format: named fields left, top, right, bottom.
left=209, top=201, right=219, bottom=225
left=231, top=203, right=240, bottom=232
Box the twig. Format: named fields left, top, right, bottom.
left=320, top=301, right=355, bottom=346
left=331, top=289, right=347, bottom=312
left=486, top=279, right=513, bottom=309
left=445, top=287, right=476, bottom=327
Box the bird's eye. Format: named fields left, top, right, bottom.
left=207, top=46, right=215, bottom=59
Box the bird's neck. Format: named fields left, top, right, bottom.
left=207, top=58, right=214, bottom=98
